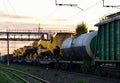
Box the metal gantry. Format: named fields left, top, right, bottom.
left=0, top=32, right=48, bottom=41
left=0, top=31, right=48, bottom=66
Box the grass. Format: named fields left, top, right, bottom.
left=0, top=71, right=13, bottom=83
left=54, top=72, right=60, bottom=77
left=76, top=80, right=85, bottom=83
left=0, top=63, right=85, bottom=83
left=0, top=63, right=27, bottom=83
left=6, top=70, right=26, bottom=83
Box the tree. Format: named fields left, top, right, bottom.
left=76, top=22, right=88, bottom=34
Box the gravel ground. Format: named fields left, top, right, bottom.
left=0, top=63, right=120, bottom=83
left=34, top=68, right=120, bottom=83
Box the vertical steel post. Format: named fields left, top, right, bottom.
left=103, top=0, right=104, bottom=7
left=7, top=32, right=10, bottom=66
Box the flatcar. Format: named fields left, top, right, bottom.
left=12, top=32, right=74, bottom=64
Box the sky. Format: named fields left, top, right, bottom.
left=0, top=0, right=119, bottom=31
left=0, top=0, right=120, bottom=55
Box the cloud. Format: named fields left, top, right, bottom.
left=0, top=11, right=39, bottom=24
left=54, top=18, right=69, bottom=21
left=0, top=21, right=75, bottom=32
left=0, top=14, right=31, bottom=19
left=0, top=11, right=32, bottom=19
left=0, top=21, right=37, bottom=29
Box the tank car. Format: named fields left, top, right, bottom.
left=62, top=31, right=97, bottom=61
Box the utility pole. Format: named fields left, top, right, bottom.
left=38, top=23, right=40, bottom=32
left=38, top=23, right=43, bottom=39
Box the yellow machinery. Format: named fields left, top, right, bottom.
left=37, top=32, right=74, bottom=60
left=13, top=46, right=33, bottom=60
left=13, top=48, right=24, bottom=57
left=12, top=32, right=74, bottom=63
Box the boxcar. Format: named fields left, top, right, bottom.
left=95, top=13, right=120, bottom=63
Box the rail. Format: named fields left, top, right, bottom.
left=0, top=66, right=50, bottom=83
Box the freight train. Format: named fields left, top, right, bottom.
left=1, top=12, right=120, bottom=77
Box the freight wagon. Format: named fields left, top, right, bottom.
left=95, top=13, right=120, bottom=63
left=11, top=12, right=120, bottom=77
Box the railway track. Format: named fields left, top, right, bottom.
left=0, top=63, right=119, bottom=83
left=0, top=66, right=50, bottom=83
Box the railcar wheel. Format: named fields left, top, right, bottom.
left=81, top=65, right=90, bottom=73
left=60, top=64, right=69, bottom=70
left=54, top=63, right=59, bottom=69
left=95, top=66, right=107, bottom=76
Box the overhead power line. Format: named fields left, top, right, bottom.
left=46, top=0, right=67, bottom=18
left=85, top=0, right=102, bottom=11
left=7, top=0, right=17, bottom=14
left=55, top=0, right=84, bottom=11
left=66, top=0, right=102, bottom=19
left=103, top=0, right=120, bottom=8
